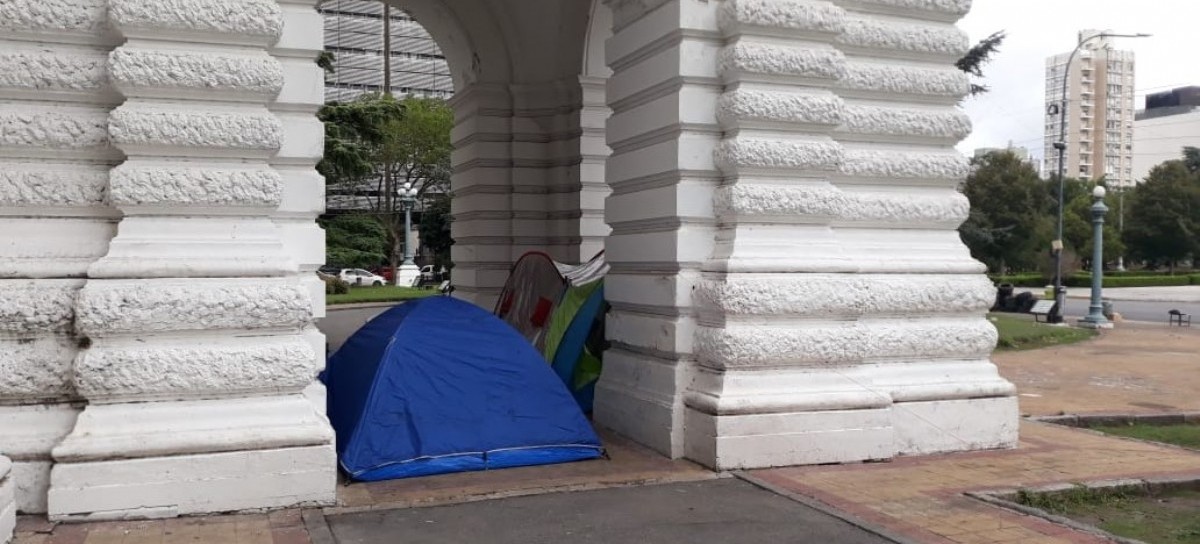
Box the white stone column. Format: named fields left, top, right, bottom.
left=685, top=0, right=1015, bottom=469
left=449, top=84, right=515, bottom=307
left=47, top=0, right=335, bottom=520
left=0, top=0, right=118, bottom=513
left=269, top=0, right=329, bottom=412
left=593, top=0, right=722, bottom=458
left=578, top=75, right=613, bottom=260
left=0, top=456, right=12, bottom=544
left=829, top=0, right=1015, bottom=455
left=511, top=80, right=585, bottom=263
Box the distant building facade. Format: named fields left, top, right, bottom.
left=1133, top=86, right=1200, bottom=181
left=973, top=144, right=1042, bottom=177
left=319, top=0, right=453, bottom=103
left=1044, top=30, right=1136, bottom=188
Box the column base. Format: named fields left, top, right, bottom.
left=0, top=403, right=80, bottom=514
left=1, top=457, right=14, bottom=544
left=47, top=395, right=335, bottom=520
left=684, top=408, right=893, bottom=469
left=592, top=350, right=689, bottom=458
left=1077, top=317, right=1114, bottom=329
left=48, top=445, right=336, bottom=522
left=892, top=397, right=1019, bottom=456
left=394, top=263, right=421, bottom=287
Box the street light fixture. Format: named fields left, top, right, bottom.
left=394, top=182, right=421, bottom=286
left=1049, top=31, right=1150, bottom=323
left=1079, top=184, right=1113, bottom=329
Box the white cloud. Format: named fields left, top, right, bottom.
left=956, top=0, right=1198, bottom=163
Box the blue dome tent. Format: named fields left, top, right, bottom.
left=321, top=296, right=603, bottom=481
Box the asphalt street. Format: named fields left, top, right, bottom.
left=324, top=479, right=896, bottom=544
left=1062, top=298, right=1198, bottom=323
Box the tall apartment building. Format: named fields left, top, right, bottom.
left=319, top=0, right=454, bottom=103
left=1133, top=86, right=1200, bottom=181
left=1044, top=30, right=1136, bottom=188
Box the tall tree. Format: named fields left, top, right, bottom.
left=318, top=94, right=453, bottom=278
left=1122, top=159, right=1200, bottom=272
left=1183, top=145, right=1200, bottom=173
left=956, top=31, right=1006, bottom=96
left=376, top=96, right=453, bottom=276
left=320, top=214, right=389, bottom=269
left=418, top=193, right=453, bottom=271
left=959, top=150, right=1053, bottom=273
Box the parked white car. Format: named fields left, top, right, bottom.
left=338, top=268, right=386, bottom=286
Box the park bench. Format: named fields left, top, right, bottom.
left=1030, top=299, right=1056, bottom=323
left=1168, top=309, right=1191, bottom=327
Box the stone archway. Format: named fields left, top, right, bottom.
left=0, top=0, right=1019, bottom=521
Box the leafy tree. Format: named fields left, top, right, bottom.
left=418, top=193, right=453, bottom=271
left=1122, top=159, right=1200, bottom=272
left=959, top=150, right=1053, bottom=273
left=317, top=95, right=404, bottom=188
left=1184, top=146, right=1200, bottom=173
left=320, top=214, right=388, bottom=269
left=956, top=31, right=1006, bottom=96
left=376, top=97, right=453, bottom=275
left=318, top=94, right=453, bottom=279
left=316, top=51, right=336, bottom=75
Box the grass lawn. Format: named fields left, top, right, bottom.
left=989, top=313, right=1097, bottom=351
left=326, top=285, right=438, bottom=306
left=1092, top=423, right=1200, bottom=450
left=1016, top=486, right=1200, bottom=543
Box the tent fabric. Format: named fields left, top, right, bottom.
left=494, top=252, right=567, bottom=352
left=548, top=282, right=606, bottom=410
left=322, top=296, right=603, bottom=481
left=495, top=251, right=610, bottom=413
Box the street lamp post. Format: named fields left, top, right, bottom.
left=1116, top=185, right=1125, bottom=271
left=1079, top=185, right=1113, bottom=329
left=1049, top=31, right=1149, bottom=324
left=394, top=182, right=421, bottom=286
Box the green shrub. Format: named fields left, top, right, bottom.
left=1066, top=275, right=1192, bottom=288
left=323, top=276, right=350, bottom=295
left=1191, top=274, right=1200, bottom=285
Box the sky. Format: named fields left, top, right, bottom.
left=956, top=0, right=1200, bottom=164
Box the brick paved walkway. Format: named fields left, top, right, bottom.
left=12, top=509, right=308, bottom=544
left=749, top=420, right=1200, bottom=544
left=993, top=323, right=1200, bottom=416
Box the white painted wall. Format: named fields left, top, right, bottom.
left=1133, top=110, right=1200, bottom=181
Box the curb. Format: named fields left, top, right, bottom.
left=1033, top=412, right=1200, bottom=427
left=966, top=474, right=1200, bottom=544
left=325, top=301, right=408, bottom=311
left=734, top=472, right=920, bottom=544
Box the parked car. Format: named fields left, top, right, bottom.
left=370, top=266, right=395, bottom=283
left=339, top=268, right=386, bottom=286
